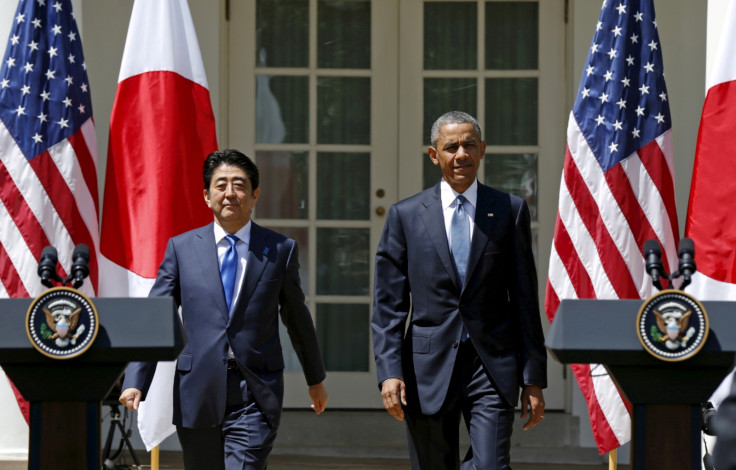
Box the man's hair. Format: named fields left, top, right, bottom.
left=430, top=111, right=483, bottom=148
left=203, top=149, right=259, bottom=191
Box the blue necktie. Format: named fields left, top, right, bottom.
left=221, top=234, right=239, bottom=313
left=451, top=195, right=470, bottom=286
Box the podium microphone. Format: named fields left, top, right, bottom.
left=66, top=244, right=91, bottom=289
left=643, top=239, right=665, bottom=290
left=37, top=246, right=63, bottom=288
left=676, top=237, right=696, bottom=290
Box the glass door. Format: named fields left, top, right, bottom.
left=398, top=0, right=567, bottom=409
left=228, top=0, right=398, bottom=408
left=228, top=0, right=566, bottom=409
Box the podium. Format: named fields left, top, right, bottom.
left=546, top=299, right=736, bottom=469
left=0, top=296, right=185, bottom=470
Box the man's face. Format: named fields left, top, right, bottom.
left=428, top=122, right=486, bottom=194
left=203, top=164, right=260, bottom=232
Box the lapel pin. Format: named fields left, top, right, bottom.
left=488, top=213, right=494, bottom=217
left=263, top=247, right=269, bottom=255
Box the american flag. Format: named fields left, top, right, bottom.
left=545, top=0, right=679, bottom=454
left=0, top=0, right=99, bottom=419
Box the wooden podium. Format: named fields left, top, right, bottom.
left=546, top=299, right=736, bottom=469
left=0, top=296, right=185, bottom=470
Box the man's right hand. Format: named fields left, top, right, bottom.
left=380, top=378, right=407, bottom=421
left=119, top=388, right=142, bottom=411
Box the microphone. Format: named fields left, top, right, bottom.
left=643, top=239, right=665, bottom=290
left=37, top=246, right=62, bottom=288
left=677, top=238, right=696, bottom=290
left=68, top=244, right=90, bottom=289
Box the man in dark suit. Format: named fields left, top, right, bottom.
left=120, top=149, right=328, bottom=470
left=714, top=371, right=736, bottom=469
left=372, top=111, right=547, bottom=469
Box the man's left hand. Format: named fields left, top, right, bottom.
left=309, top=382, right=329, bottom=414
left=520, top=384, right=545, bottom=430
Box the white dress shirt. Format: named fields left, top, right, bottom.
left=440, top=178, right=477, bottom=245
left=214, top=220, right=251, bottom=313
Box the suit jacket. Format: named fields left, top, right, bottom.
left=372, top=182, right=547, bottom=414
left=714, top=373, right=736, bottom=469
left=123, top=222, right=326, bottom=428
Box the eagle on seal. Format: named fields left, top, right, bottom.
left=44, top=306, right=82, bottom=340
left=654, top=309, right=691, bottom=342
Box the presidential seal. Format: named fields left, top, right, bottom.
left=637, top=289, right=708, bottom=362
left=26, top=287, right=99, bottom=359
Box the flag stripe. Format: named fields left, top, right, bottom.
left=69, top=120, right=100, bottom=215
left=602, top=163, right=656, bottom=288
left=565, top=137, right=639, bottom=298
left=557, top=159, right=616, bottom=300
left=29, top=149, right=98, bottom=290
left=552, top=214, right=595, bottom=298
left=640, top=135, right=678, bottom=248
left=571, top=364, right=628, bottom=449
left=634, top=136, right=678, bottom=269
left=0, top=158, right=52, bottom=264
left=0, top=207, right=30, bottom=297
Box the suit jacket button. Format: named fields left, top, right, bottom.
left=453, top=341, right=459, bottom=349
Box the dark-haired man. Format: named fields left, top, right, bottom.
left=120, top=149, right=328, bottom=470
left=372, top=111, right=546, bottom=469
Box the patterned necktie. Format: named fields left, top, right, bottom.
left=221, top=234, right=239, bottom=313
left=451, top=195, right=470, bottom=286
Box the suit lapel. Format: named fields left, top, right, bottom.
left=232, top=222, right=270, bottom=314
left=466, top=184, right=497, bottom=286
left=419, top=184, right=460, bottom=288
left=194, top=224, right=230, bottom=321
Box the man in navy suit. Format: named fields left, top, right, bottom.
left=372, top=111, right=547, bottom=469
left=120, top=149, right=328, bottom=470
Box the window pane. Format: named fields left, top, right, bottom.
left=424, top=2, right=477, bottom=70
left=256, top=151, right=308, bottom=219
left=317, top=77, right=371, bottom=144
left=484, top=153, right=538, bottom=221
left=318, top=0, right=371, bottom=69
left=317, top=152, right=370, bottom=220
left=317, top=228, right=369, bottom=295
left=256, top=0, right=308, bottom=67
left=485, top=77, right=537, bottom=145
left=424, top=78, right=477, bottom=145
left=317, top=303, right=370, bottom=371
left=485, top=1, right=538, bottom=70
left=256, top=75, right=308, bottom=144
left=261, top=227, right=310, bottom=296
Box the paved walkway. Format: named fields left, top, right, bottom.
left=0, top=454, right=629, bottom=470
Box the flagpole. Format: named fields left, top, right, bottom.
left=151, top=445, right=160, bottom=470
left=609, top=448, right=617, bottom=470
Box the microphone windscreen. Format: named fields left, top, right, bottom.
left=41, top=245, right=58, bottom=262
left=643, top=239, right=661, bottom=257
left=72, top=243, right=90, bottom=262
left=678, top=237, right=694, bottom=256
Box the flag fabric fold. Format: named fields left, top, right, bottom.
left=0, top=0, right=99, bottom=423
left=545, top=0, right=679, bottom=454
left=685, top=0, right=736, bottom=302
left=99, top=0, right=217, bottom=451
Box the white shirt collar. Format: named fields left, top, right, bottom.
left=440, top=178, right=478, bottom=210
left=213, top=220, right=251, bottom=246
